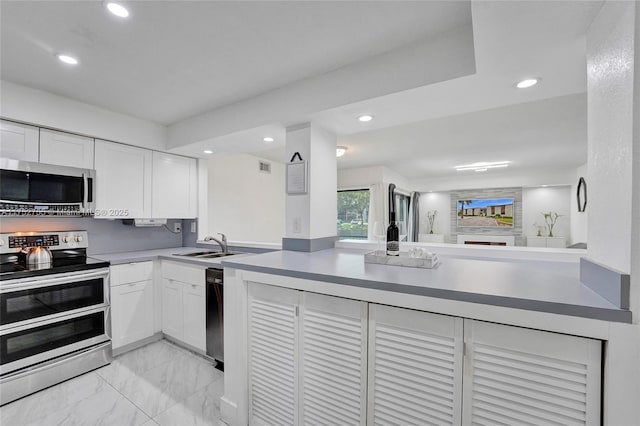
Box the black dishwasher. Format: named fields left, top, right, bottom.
left=205, top=267, right=224, bottom=371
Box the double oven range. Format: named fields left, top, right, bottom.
left=0, top=231, right=111, bottom=405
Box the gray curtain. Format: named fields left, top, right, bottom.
left=408, top=192, right=420, bottom=242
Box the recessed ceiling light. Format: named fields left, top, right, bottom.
left=515, top=78, right=540, bottom=89
left=336, top=146, right=348, bottom=157
left=357, top=115, right=373, bottom=122
left=106, top=2, right=129, bottom=18
left=56, top=54, right=78, bottom=65
left=203, top=150, right=213, bottom=154
left=263, top=137, right=274, bottom=143
left=455, top=161, right=510, bottom=172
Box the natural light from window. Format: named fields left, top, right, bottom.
left=337, top=189, right=370, bottom=240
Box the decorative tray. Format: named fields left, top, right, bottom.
left=364, top=250, right=439, bottom=269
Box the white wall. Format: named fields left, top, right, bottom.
left=586, top=1, right=635, bottom=274
left=207, top=153, right=284, bottom=243
left=522, top=186, right=571, bottom=242
left=418, top=192, right=451, bottom=237
left=570, top=163, right=588, bottom=244
left=0, top=80, right=166, bottom=150
left=337, top=166, right=385, bottom=189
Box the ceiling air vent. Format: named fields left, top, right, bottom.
left=258, top=161, right=271, bottom=174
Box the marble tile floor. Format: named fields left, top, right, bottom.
left=0, top=340, right=228, bottom=426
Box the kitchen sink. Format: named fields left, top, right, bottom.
left=173, top=251, right=241, bottom=258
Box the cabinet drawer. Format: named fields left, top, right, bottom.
left=161, top=261, right=205, bottom=286
left=111, top=261, right=154, bottom=286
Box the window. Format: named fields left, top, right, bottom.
left=394, top=193, right=410, bottom=241
left=337, top=189, right=370, bottom=240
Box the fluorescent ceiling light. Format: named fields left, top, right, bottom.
left=263, top=137, right=274, bottom=143
left=515, top=78, right=540, bottom=89
left=357, top=115, right=373, bottom=122
left=203, top=150, right=213, bottom=154
left=336, top=146, right=348, bottom=157
left=56, top=54, right=78, bottom=65
left=106, top=2, right=129, bottom=18
left=455, top=161, right=510, bottom=172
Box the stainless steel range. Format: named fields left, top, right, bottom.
left=0, top=231, right=111, bottom=406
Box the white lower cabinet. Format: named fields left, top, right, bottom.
left=161, top=262, right=206, bottom=352
left=300, top=292, right=367, bottom=426
left=183, top=282, right=206, bottom=350
left=248, top=283, right=300, bottom=426
left=368, top=304, right=464, bottom=426
left=248, top=284, right=368, bottom=426
left=161, top=278, right=184, bottom=340
left=462, top=319, right=602, bottom=426
left=110, top=262, right=154, bottom=350
left=247, top=283, right=603, bottom=426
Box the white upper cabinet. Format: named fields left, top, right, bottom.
left=94, top=140, right=152, bottom=219
left=0, top=120, right=39, bottom=162
left=152, top=152, right=197, bottom=218
left=39, top=129, right=94, bottom=169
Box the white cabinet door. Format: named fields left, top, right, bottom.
left=111, top=280, right=154, bottom=350
left=162, top=278, right=184, bottom=340
left=39, top=129, right=94, bottom=169
left=526, top=236, right=547, bottom=247
left=368, top=304, right=464, bottom=426
left=248, top=283, right=300, bottom=426
left=95, top=140, right=152, bottom=219
left=0, top=120, right=39, bottom=161
left=152, top=152, right=197, bottom=218
left=182, top=282, right=206, bottom=351
left=462, top=319, right=602, bottom=425
left=546, top=237, right=567, bottom=248
left=300, top=292, right=367, bottom=426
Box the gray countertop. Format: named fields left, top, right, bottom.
left=222, top=248, right=631, bottom=323
left=93, top=247, right=256, bottom=267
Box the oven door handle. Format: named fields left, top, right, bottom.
left=104, top=306, right=112, bottom=341
left=0, top=269, right=110, bottom=292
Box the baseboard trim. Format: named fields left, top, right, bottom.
left=220, top=396, right=239, bottom=426
left=112, top=332, right=163, bottom=357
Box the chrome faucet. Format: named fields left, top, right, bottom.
left=204, top=233, right=228, bottom=254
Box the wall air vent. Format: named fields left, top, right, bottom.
left=259, top=161, right=271, bottom=174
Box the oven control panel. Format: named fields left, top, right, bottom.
left=8, top=235, right=59, bottom=248
left=0, top=231, right=89, bottom=253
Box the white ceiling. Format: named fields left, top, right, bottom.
left=1, top=1, right=602, bottom=182
left=0, top=0, right=470, bottom=125
left=240, top=0, right=601, bottom=179
left=335, top=93, right=587, bottom=179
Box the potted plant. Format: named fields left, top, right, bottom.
left=426, top=210, right=438, bottom=234
left=542, top=211, right=563, bottom=237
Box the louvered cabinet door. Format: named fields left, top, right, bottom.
left=462, top=319, right=602, bottom=426
left=368, top=304, right=464, bottom=426
left=300, top=292, right=368, bottom=426
left=248, top=283, right=300, bottom=426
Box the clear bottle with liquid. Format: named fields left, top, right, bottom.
left=386, top=212, right=399, bottom=256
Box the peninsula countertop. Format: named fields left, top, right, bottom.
left=222, top=248, right=631, bottom=323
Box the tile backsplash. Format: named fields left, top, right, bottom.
left=0, top=217, right=184, bottom=255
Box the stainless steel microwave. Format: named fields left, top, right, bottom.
left=0, top=158, right=95, bottom=216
